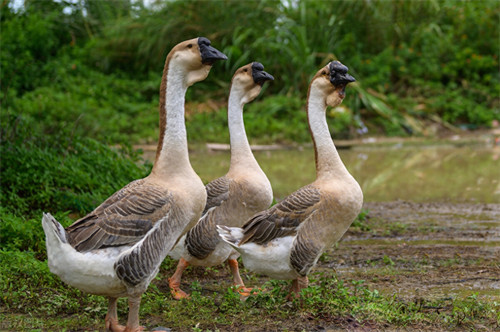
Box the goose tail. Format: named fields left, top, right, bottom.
left=42, top=212, right=68, bottom=245
left=217, top=225, right=244, bottom=248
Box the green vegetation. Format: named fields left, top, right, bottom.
left=0, top=114, right=151, bottom=255
left=2, top=254, right=498, bottom=330
left=1, top=0, right=499, bottom=330
left=2, top=0, right=499, bottom=145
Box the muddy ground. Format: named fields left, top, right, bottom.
left=335, top=201, right=499, bottom=301
left=153, top=201, right=499, bottom=331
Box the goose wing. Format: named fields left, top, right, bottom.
left=185, top=207, right=219, bottom=259
left=203, top=176, right=230, bottom=214
left=239, top=185, right=321, bottom=245
left=184, top=176, right=231, bottom=259
left=66, top=179, right=171, bottom=252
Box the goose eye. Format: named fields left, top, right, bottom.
left=187, top=44, right=193, bottom=48
left=243, top=69, right=248, bottom=72
left=322, top=70, right=327, bottom=75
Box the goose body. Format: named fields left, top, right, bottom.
left=218, top=61, right=363, bottom=295
left=167, top=63, right=274, bottom=299
left=42, top=37, right=227, bottom=332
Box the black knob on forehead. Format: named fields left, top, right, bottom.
left=251, top=62, right=274, bottom=85
left=252, top=62, right=264, bottom=71
left=329, top=60, right=355, bottom=85
left=330, top=61, right=348, bottom=74
left=198, top=37, right=227, bottom=64
left=198, top=37, right=211, bottom=46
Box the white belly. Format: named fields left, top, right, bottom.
left=168, top=234, right=186, bottom=261
left=188, top=241, right=235, bottom=267
left=170, top=235, right=235, bottom=267
left=239, top=236, right=298, bottom=280
left=47, top=242, right=128, bottom=297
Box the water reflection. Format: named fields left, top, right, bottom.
left=145, top=144, right=500, bottom=203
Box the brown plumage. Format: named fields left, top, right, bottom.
left=66, top=179, right=169, bottom=252
left=42, top=37, right=227, bottom=332
left=167, top=62, right=274, bottom=300
left=203, top=176, right=231, bottom=215
left=218, top=60, right=362, bottom=297
left=239, top=185, right=321, bottom=245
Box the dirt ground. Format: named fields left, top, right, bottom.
left=157, top=201, right=499, bottom=331
left=333, top=201, right=500, bottom=302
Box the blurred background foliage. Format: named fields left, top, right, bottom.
left=1, top=0, right=498, bottom=234
left=0, top=0, right=499, bottom=227
left=1, top=0, right=498, bottom=147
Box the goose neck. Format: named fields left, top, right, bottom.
left=307, top=86, right=349, bottom=180
left=227, top=88, right=258, bottom=171
left=152, top=64, right=191, bottom=177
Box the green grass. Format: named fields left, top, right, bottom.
left=1, top=255, right=498, bottom=331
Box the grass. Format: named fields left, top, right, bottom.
left=2, top=255, right=498, bottom=331
left=1, top=204, right=498, bottom=331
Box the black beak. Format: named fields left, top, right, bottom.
left=329, top=60, right=356, bottom=86
left=198, top=37, right=228, bottom=65
left=251, top=62, right=274, bottom=86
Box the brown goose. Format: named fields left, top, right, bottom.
left=168, top=62, right=274, bottom=300
left=218, top=61, right=362, bottom=296
left=42, top=37, right=227, bottom=332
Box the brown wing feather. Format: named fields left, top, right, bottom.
left=290, top=217, right=323, bottom=276
left=184, top=176, right=231, bottom=259
left=203, top=176, right=230, bottom=214
left=66, top=179, right=171, bottom=252
left=239, top=185, right=321, bottom=245
left=185, top=208, right=219, bottom=259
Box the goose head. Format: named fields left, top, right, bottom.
left=231, top=62, right=274, bottom=105
left=169, top=37, right=227, bottom=87
left=311, top=60, right=355, bottom=108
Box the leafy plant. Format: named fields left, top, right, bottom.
left=0, top=113, right=151, bottom=219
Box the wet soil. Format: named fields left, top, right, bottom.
left=334, top=201, right=500, bottom=302
left=151, top=201, right=499, bottom=331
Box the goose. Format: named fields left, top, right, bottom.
left=218, top=61, right=362, bottom=297
left=42, top=37, right=227, bottom=332
left=167, top=62, right=275, bottom=300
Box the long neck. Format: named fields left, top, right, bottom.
left=307, top=85, right=349, bottom=180
left=227, top=87, right=259, bottom=172
left=152, top=61, right=191, bottom=177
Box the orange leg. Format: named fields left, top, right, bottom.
left=123, top=294, right=145, bottom=332
left=227, top=258, right=254, bottom=296
left=105, top=297, right=125, bottom=332
left=168, top=257, right=190, bottom=300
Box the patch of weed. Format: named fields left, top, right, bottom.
left=350, top=208, right=371, bottom=232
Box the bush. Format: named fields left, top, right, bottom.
left=244, top=95, right=309, bottom=144
left=0, top=114, right=151, bottom=219
left=3, top=58, right=160, bottom=145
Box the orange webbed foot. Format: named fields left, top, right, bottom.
left=168, top=277, right=190, bottom=300
left=170, top=288, right=190, bottom=300
left=234, top=285, right=263, bottom=301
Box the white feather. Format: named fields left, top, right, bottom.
left=42, top=213, right=128, bottom=296
left=218, top=225, right=299, bottom=280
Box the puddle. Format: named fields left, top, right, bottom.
left=141, top=142, right=499, bottom=203
left=366, top=281, right=500, bottom=301
left=163, top=144, right=500, bottom=203
left=343, top=239, right=500, bottom=247
left=329, top=201, right=500, bottom=302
